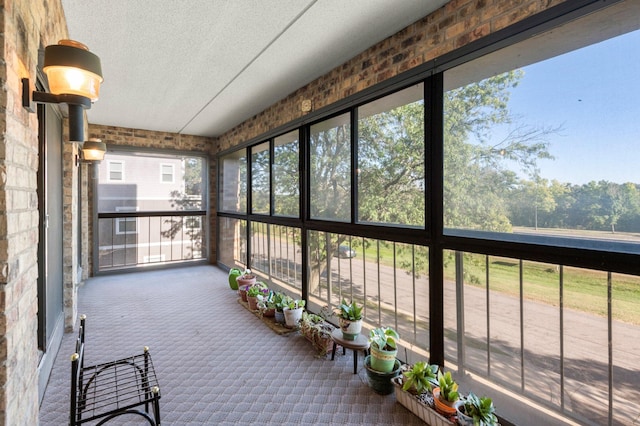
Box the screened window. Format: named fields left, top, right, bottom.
left=443, top=12, right=640, bottom=251
left=219, top=150, right=247, bottom=214
left=357, top=83, right=425, bottom=227
left=251, top=142, right=270, bottom=215
left=108, top=161, right=124, bottom=182
left=273, top=131, right=299, bottom=217
left=160, top=163, right=174, bottom=183
left=310, top=113, right=351, bottom=222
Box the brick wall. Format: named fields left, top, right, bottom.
left=216, top=0, right=567, bottom=152
left=87, top=124, right=216, bottom=267
left=1, top=0, right=68, bottom=424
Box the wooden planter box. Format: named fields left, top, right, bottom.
left=392, top=377, right=455, bottom=426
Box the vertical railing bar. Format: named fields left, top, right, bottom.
left=520, top=259, right=525, bottom=392
left=608, top=271, right=613, bottom=426
left=377, top=240, right=381, bottom=326
left=111, top=218, right=115, bottom=269
left=455, top=251, right=465, bottom=373
left=337, top=235, right=342, bottom=302
left=325, top=232, right=331, bottom=303
left=412, top=245, right=417, bottom=343
left=486, top=255, right=491, bottom=377
left=122, top=217, right=126, bottom=266
left=147, top=215, right=151, bottom=264
left=267, top=224, right=272, bottom=283
left=393, top=242, right=398, bottom=332
left=349, top=235, right=353, bottom=301
left=362, top=237, right=367, bottom=321
left=559, top=264, right=565, bottom=412
left=279, top=225, right=283, bottom=281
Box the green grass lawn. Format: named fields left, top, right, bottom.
left=364, top=241, right=640, bottom=325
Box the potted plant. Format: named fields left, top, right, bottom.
left=246, top=282, right=268, bottom=310
left=272, top=292, right=291, bottom=324
left=456, top=392, right=498, bottom=426
left=283, top=298, right=305, bottom=328
left=368, top=326, right=400, bottom=373
left=335, top=298, right=363, bottom=341
left=433, top=371, right=460, bottom=417
left=299, top=312, right=335, bottom=356
left=364, top=355, right=402, bottom=395
left=256, top=290, right=276, bottom=317
left=401, top=361, right=439, bottom=395
left=236, top=268, right=256, bottom=288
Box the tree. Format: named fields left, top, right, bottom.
left=444, top=70, right=557, bottom=232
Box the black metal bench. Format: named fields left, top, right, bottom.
left=69, top=315, right=161, bottom=425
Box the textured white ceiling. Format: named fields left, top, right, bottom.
left=62, top=0, right=448, bottom=137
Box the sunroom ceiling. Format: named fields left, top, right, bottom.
left=61, top=0, right=448, bottom=137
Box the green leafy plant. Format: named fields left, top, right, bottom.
left=459, top=392, right=498, bottom=426
left=401, top=361, right=439, bottom=394
left=286, top=298, right=306, bottom=310
left=272, top=292, right=292, bottom=312
left=369, top=327, right=399, bottom=351
left=437, top=370, right=459, bottom=403
left=246, top=282, right=268, bottom=297
left=336, top=298, right=363, bottom=320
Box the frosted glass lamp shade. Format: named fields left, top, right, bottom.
left=43, top=40, right=103, bottom=101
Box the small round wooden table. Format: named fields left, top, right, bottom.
left=330, top=328, right=370, bottom=374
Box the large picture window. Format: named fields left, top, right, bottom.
left=273, top=131, right=299, bottom=218
left=357, top=84, right=425, bottom=227
left=219, top=150, right=247, bottom=214
left=310, top=113, right=351, bottom=222
left=443, top=14, right=640, bottom=251
left=251, top=142, right=270, bottom=215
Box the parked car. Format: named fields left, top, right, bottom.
left=337, top=245, right=356, bottom=258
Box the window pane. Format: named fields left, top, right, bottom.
left=443, top=9, right=640, bottom=251
left=310, top=113, right=351, bottom=222
left=108, top=161, right=123, bottom=181
left=218, top=217, right=247, bottom=269
left=306, top=231, right=430, bottom=365
left=357, top=84, right=425, bottom=227
left=273, top=131, right=299, bottom=217
left=219, top=150, right=247, bottom=214
left=251, top=142, right=270, bottom=214
left=98, top=152, right=205, bottom=212
left=161, top=164, right=174, bottom=183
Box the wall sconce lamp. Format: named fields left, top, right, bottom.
left=81, top=138, right=106, bottom=162
left=22, top=39, right=103, bottom=142
left=75, top=138, right=106, bottom=167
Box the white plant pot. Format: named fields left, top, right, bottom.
left=339, top=317, right=362, bottom=340
left=283, top=307, right=303, bottom=328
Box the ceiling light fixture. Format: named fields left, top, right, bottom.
left=22, top=39, right=103, bottom=142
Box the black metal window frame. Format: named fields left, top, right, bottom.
left=217, top=0, right=634, bottom=366
left=94, top=146, right=210, bottom=274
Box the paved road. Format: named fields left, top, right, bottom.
left=318, top=255, right=640, bottom=425
left=253, top=235, right=639, bottom=424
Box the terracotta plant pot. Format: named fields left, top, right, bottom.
left=262, top=308, right=275, bottom=317
left=236, top=275, right=256, bottom=288
left=238, top=285, right=250, bottom=302
left=432, top=387, right=458, bottom=417
left=247, top=295, right=259, bottom=310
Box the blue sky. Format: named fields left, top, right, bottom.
left=504, top=28, right=640, bottom=185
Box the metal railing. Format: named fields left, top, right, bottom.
left=97, top=211, right=206, bottom=272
